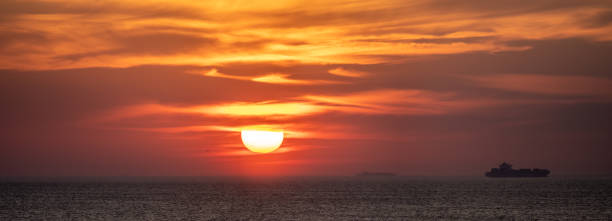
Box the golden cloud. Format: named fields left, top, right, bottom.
left=1, top=0, right=611, bottom=70
left=196, top=68, right=344, bottom=85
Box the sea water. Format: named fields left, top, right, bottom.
left=1, top=177, right=611, bottom=220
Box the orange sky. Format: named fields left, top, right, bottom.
left=1, top=0, right=612, bottom=176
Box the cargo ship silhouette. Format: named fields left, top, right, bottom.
left=486, top=162, right=550, bottom=177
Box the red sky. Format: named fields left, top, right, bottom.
left=1, top=0, right=612, bottom=176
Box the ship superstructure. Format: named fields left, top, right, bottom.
left=485, top=162, right=550, bottom=177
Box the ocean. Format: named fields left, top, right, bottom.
left=1, top=177, right=611, bottom=220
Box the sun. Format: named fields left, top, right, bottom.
left=241, top=129, right=284, bottom=153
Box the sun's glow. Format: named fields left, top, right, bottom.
left=241, top=130, right=284, bottom=153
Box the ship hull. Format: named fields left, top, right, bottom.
left=485, top=170, right=550, bottom=178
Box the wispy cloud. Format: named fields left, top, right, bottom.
left=328, top=67, right=368, bottom=78
left=467, top=74, right=612, bottom=97
left=200, top=68, right=249, bottom=81
left=1, top=0, right=611, bottom=70
left=197, top=68, right=342, bottom=85
left=99, top=89, right=489, bottom=122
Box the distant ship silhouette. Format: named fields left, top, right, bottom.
left=485, top=162, right=550, bottom=177
left=356, top=172, right=396, bottom=177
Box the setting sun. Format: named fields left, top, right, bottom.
left=241, top=130, right=284, bottom=153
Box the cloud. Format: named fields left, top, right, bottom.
left=202, top=101, right=324, bottom=117
left=198, top=68, right=343, bottom=85
left=2, top=0, right=612, bottom=69
left=97, top=89, right=488, bottom=124
left=251, top=73, right=342, bottom=85
left=57, top=33, right=218, bottom=61
left=328, top=67, right=368, bottom=78
left=467, top=74, right=612, bottom=97
left=302, top=90, right=456, bottom=115
left=200, top=68, right=250, bottom=81
left=581, top=10, right=612, bottom=28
